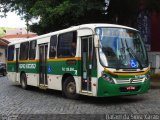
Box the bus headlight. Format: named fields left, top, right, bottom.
left=101, top=72, right=115, bottom=84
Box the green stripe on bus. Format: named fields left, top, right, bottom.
left=7, top=60, right=97, bottom=77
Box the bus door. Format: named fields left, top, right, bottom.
left=81, top=36, right=93, bottom=92
left=39, top=44, right=48, bottom=87
left=15, top=48, right=19, bottom=82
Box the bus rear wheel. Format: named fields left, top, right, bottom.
left=63, top=76, right=79, bottom=99
left=20, top=73, right=28, bottom=89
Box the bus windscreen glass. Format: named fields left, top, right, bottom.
left=96, top=27, right=149, bottom=69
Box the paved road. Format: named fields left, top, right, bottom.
left=0, top=76, right=160, bottom=119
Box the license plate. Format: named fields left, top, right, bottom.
left=126, top=86, right=135, bottom=90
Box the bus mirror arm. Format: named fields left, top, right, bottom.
left=94, top=35, right=100, bottom=48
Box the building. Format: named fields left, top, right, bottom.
left=132, top=1, right=160, bottom=73
left=148, top=12, right=160, bottom=73
left=2, top=28, right=37, bottom=43
left=2, top=34, right=37, bottom=43
left=108, top=0, right=160, bottom=73
left=136, top=1, right=160, bottom=73
left=0, top=38, right=9, bottom=63
left=1, top=28, right=37, bottom=63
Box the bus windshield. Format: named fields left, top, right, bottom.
left=96, top=27, right=149, bottom=69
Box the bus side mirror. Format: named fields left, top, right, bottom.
left=94, top=35, right=100, bottom=48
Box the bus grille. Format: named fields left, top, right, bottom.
left=115, top=78, right=145, bottom=84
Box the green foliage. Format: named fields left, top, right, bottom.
left=106, top=0, right=160, bottom=27
left=0, top=0, right=105, bottom=34
left=107, top=0, right=138, bottom=23
left=0, top=30, right=5, bottom=37
left=146, top=0, right=160, bottom=12
left=29, top=0, right=106, bottom=34
left=0, top=0, right=160, bottom=34
left=0, top=27, right=15, bottom=37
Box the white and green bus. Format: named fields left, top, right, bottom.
left=7, top=24, right=150, bottom=99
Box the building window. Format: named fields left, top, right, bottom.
left=57, top=31, right=77, bottom=58
left=20, top=42, right=29, bottom=60
left=49, top=35, right=57, bottom=58
left=29, top=40, right=37, bottom=60
left=8, top=45, right=15, bottom=61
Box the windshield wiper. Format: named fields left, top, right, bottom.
left=120, top=39, right=126, bottom=54
left=115, top=39, right=127, bottom=70
left=115, top=39, right=124, bottom=70
left=125, top=39, right=143, bottom=70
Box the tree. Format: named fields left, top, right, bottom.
left=107, top=0, right=160, bottom=27
left=1, top=0, right=106, bottom=34
left=29, top=0, right=106, bottom=34
left=0, top=0, right=160, bottom=34
left=107, top=0, right=138, bottom=25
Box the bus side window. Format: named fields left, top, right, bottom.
left=20, top=42, right=29, bottom=60
left=57, top=31, right=77, bottom=58
left=29, top=40, right=37, bottom=60
left=49, top=35, right=57, bottom=58
left=8, top=45, right=15, bottom=61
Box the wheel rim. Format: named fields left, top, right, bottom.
left=66, top=82, right=76, bottom=94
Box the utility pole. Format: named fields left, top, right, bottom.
left=26, top=20, right=29, bottom=38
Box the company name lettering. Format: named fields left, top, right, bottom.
left=19, top=64, right=36, bottom=69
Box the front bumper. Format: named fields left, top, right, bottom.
left=97, top=77, right=150, bottom=97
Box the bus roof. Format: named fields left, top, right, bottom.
left=8, top=23, right=138, bottom=46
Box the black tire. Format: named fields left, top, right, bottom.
left=62, top=76, right=79, bottom=99
left=20, top=73, right=28, bottom=89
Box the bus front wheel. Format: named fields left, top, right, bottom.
left=63, top=76, right=79, bottom=99
left=20, top=73, right=28, bottom=89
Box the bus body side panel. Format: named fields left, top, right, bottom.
left=26, top=73, right=39, bottom=87
left=7, top=62, right=16, bottom=83
left=18, top=61, right=39, bottom=86
left=7, top=72, right=16, bottom=83
left=47, top=75, right=81, bottom=93
left=47, top=75, right=62, bottom=90
left=47, top=57, right=97, bottom=96
left=91, top=77, right=98, bottom=96
left=47, top=59, right=81, bottom=91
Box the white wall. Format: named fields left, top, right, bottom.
left=148, top=52, right=160, bottom=73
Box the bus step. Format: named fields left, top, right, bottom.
left=39, top=84, right=48, bottom=90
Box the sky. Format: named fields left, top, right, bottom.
left=0, top=12, right=26, bottom=28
